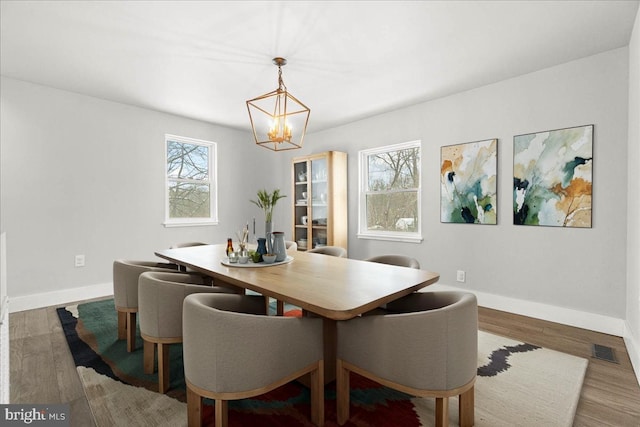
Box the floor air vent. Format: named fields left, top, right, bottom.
left=592, top=344, right=618, bottom=363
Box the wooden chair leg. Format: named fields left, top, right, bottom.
left=187, top=384, right=202, bottom=427
left=336, top=359, right=350, bottom=425
left=215, top=399, right=228, bottom=427
left=117, top=311, right=126, bottom=340
left=277, top=300, right=284, bottom=316
left=126, top=312, right=136, bottom=352
left=459, top=386, right=475, bottom=427
left=158, top=342, right=170, bottom=393
left=309, top=361, right=325, bottom=427
left=435, top=396, right=449, bottom=427
left=143, top=339, right=155, bottom=374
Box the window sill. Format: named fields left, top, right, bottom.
left=163, top=219, right=219, bottom=228
left=357, top=232, right=423, bottom=244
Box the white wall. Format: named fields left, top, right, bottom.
left=625, top=6, right=640, bottom=384
left=278, top=48, right=630, bottom=334
left=0, top=77, right=273, bottom=309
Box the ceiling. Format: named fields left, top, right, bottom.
left=1, top=1, right=638, bottom=134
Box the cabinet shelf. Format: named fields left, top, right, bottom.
left=291, top=151, right=347, bottom=254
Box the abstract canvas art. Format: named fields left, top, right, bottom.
left=441, top=139, right=497, bottom=224
left=513, top=125, right=593, bottom=227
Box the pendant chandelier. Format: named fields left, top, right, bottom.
left=246, top=57, right=310, bottom=151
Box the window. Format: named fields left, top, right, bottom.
left=164, top=134, right=218, bottom=227
left=358, top=140, right=422, bottom=242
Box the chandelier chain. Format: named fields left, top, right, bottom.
left=277, top=65, right=287, bottom=92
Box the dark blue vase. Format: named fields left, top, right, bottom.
left=256, top=238, right=268, bottom=262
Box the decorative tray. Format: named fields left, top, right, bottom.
left=221, top=255, right=293, bottom=268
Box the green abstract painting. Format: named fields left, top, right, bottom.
left=513, top=125, right=593, bottom=227
left=441, top=139, right=497, bottom=224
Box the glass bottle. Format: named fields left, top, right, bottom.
left=225, top=238, right=234, bottom=256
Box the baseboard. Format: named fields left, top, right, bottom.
left=8, top=282, right=113, bottom=313
left=429, top=283, right=626, bottom=337
left=623, top=322, right=640, bottom=387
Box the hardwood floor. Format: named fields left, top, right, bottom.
left=478, top=308, right=640, bottom=426
left=8, top=300, right=640, bottom=426
left=10, top=301, right=97, bottom=427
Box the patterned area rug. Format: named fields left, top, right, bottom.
left=57, top=298, right=588, bottom=426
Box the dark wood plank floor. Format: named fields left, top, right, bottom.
left=9, top=300, right=640, bottom=426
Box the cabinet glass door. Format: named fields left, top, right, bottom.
left=310, top=157, right=328, bottom=249
left=293, top=161, right=309, bottom=250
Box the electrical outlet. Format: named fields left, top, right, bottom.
left=456, top=270, right=466, bottom=283
left=75, top=254, right=85, bottom=267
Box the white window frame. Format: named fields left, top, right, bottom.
left=358, top=140, right=422, bottom=243
left=163, top=134, right=218, bottom=227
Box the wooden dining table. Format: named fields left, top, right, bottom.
left=155, top=243, right=440, bottom=381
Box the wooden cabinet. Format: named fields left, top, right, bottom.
left=292, top=151, right=347, bottom=253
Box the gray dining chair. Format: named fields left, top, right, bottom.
left=283, top=244, right=347, bottom=317
left=112, top=260, right=180, bottom=352
left=265, top=239, right=302, bottom=315
left=308, top=245, right=347, bottom=257
left=285, top=240, right=298, bottom=252
left=336, top=291, right=478, bottom=427
left=365, top=254, right=420, bottom=269
left=270, top=241, right=299, bottom=315
left=183, top=293, right=325, bottom=427
left=168, top=242, right=209, bottom=275
left=169, top=242, right=207, bottom=249
left=364, top=254, right=421, bottom=313
left=138, top=271, right=236, bottom=393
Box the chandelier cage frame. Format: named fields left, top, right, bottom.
left=246, top=58, right=310, bottom=152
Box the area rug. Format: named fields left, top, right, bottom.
left=57, top=298, right=588, bottom=426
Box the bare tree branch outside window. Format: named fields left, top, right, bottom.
left=167, top=140, right=211, bottom=218
left=364, top=144, right=420, bottom=233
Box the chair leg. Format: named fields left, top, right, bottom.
left=187, top=384, right=202, bottom=427
left=143, top=339, right=155, bottom=374
left=117, top=311, right=126, bottom=340
left=435, top=397, right=449, bottom=427
left=336, top=359, right=350, bottom=425
left=126, top=312, right=136, bottom=352
left=158, top=342, right=170, bottom=393
left=309, top=360, right=325, bottom=427
left=276, top=300, right=284, bottom=316
left=215, top=399, right=228, bottom=427
left=459, top=386, right=475, bottom=427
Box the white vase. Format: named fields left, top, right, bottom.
left=265, top=221, right=273, bottom=253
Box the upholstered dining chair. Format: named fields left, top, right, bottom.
left=270, top=240, right=298, bottom=315
left=168, top=242, right=209, bottom=275
left=261, top=239, right=301, bottom=315
left=183, top=293, right=325, bottom=427
left=169, top=241, right=207, bottom=249
left=283, top=245, right=347, bottom=317
left=336, top=291, right=478, bottom=427
left=307, top=245, right=347, bottom=258
left=138, top=271, right=237, bottom=393
left=364, top=254, right=421, bottom=314
left=285, top=240, right=298, bottom=252
left=112, top=260, right=179, bottom=352
left=365, top=254, right=420, bottom=269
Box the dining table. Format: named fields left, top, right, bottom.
left=155, top=243, right=440, bottom=382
